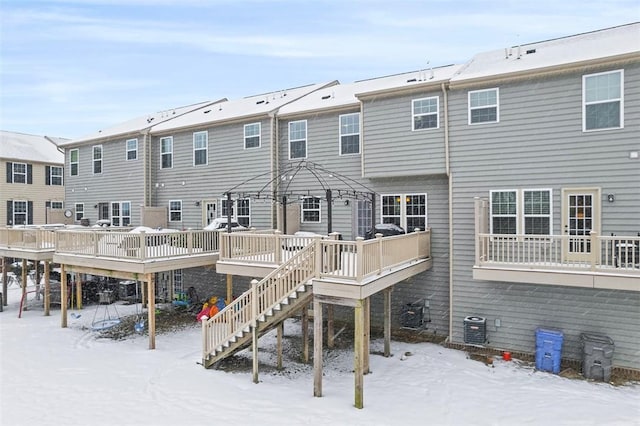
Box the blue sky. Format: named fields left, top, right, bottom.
left=1, top=0, right=637, bottom=139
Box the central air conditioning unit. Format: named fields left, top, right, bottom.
left=464, top=316, right=486, bottom=345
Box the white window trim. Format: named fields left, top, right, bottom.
left=380, top=193, right=427, bottom=231
left=244, top=123, right=261, bottom=149
left=339, top=113, right=361, bottom=155
left=236, top=198, right=251, bottom=227
left=70, top=149, right=79, bottom=176
left=74, top=203, right=84, bottom=221
left=126, top=138, right=138, bottom=161
left=12, top=162, right=27, bottom=183
left=50, top=166, right=63, bottom=185
left=92, top=145, right=103, bottom=175
left=193, top=131, right=208, bottom=166
left=289, top=120, right=308, bottom=160
left=301, top=196, right=321, bottom=223
left=489, top=188, right=553, bottom=235
left=111, top=201, right=131, bottom=227
left=12, top=200, right=28, bottom=225
left=169, top=200, right=182, bottom=223
left=468, top=88, right=499, bottom=125
left=582, top=69, right=624, bottom=132
left=160, top=137, right=173, bottom=169
left=411, top=96, right=440, bottom=131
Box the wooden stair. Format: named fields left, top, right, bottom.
left=202, top=242, right=316, bottom=368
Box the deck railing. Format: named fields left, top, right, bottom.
left=202, top=242, right=317, bottom=361
left=0, top=227, right=57, bottom=251
left=476, top=232, right=640, bottom=273
left=219, top=229, right=432, bottom=281
left=55, top=229, right=222, bottom=261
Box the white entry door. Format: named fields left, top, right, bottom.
left=562, top=188, right=601, bottom=262
left=204, top=200, right=217, bottom=226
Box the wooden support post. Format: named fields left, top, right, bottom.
left=21, top=259, right=27, bottom=308
left=252, top=326, right=259, bottom=384
left=354, top=299, right=365, bottom=409
left=364, top=297, right=370, bottom=375
left=141, top=280, right=147, bottom=307
left=327, top=304, right=335, bottom=348
left=147, top=273, right=156, bottom=350
left=2, top=257, right=8, bottom=307
left=313, top=298, right=323, bottom=397
left=251, top=279, right=259, bottom=384
left=44, top=261, right=50, bottom=316
left=60, top=264, right=67, bottom=328
left=276, top=322, right=284, bottom=370
left=302, top=303, right=309, bottom=363
left=76, top=274, right=82, bottom=310
left=35, top=261, right=41, bottom=301
left=226, top=274, right=233, bottom=304
left=383, top=288, right=391, bottom=357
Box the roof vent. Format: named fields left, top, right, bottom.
left=526, top=48, right=536, bottom=54
left=406, top=78, right=417, bottom=83
left=256, top=100, right=265, bottom=105
left=203, top=110, right=211, bottom=114
left=321, top=94, right=331, bottom=100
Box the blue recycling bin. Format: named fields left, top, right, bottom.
left=535, top=328, right=564, bottom=374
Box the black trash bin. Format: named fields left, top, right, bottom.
left=580, top=333, right=615, bottom=382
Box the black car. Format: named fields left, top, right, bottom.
left=364, top=223, right=405, bottom=239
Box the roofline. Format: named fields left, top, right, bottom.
left=59, top=99, right=226, bottom=147
left=276, top=102, right=360, bottom=120
left=149, top=80, right=340, bottom=135
left=0, top=156, right=64, bottom=166
left=449, top=51, right=640, bottom=89
left=355, top=78, right=453, bottom=100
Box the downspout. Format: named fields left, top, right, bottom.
left=442, top=81, right=454, bottom=343
left=359, top=99, right=365, bottom=179
left=270, top=112, right=279, bottom=229
left=142, top=130, right=150, bottom=207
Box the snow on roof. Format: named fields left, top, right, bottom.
left=451, top=23, right=640, bottom=84
left=61, top=100, right=219, bottom=146
left=0, top=130, right=65, bottom=164
left=150, top=82, right=338, bottom=133
left=279, top=65, right=462, bottom=116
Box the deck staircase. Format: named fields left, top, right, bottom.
left=201, top=241, right=317, bottom=368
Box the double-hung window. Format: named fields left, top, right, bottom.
left=412, top=97, right=439, bottom=130
left=301, top=196, right=321, bottom=223
left=169, top=200, right=182, bottom=222
left=48, top=201, right=63, bottom=210
left=244, top=123, right=261, bottom=149
left=12, top=201, right=28, bottom=225
left=469, top=88, right=499, bottom=124
left=126, top=139, right=138, bottom=160
left=236, top=198, right=251, bottom=227
left=289, top=120, right=307, bottom=159
left=70, top=149, right=79, bottom=176
left=75, top=203, right=84, bottom=221
left=339, top=113, right=360, bottom=155
left=111, top=201, right=131, bottom=227
left=11, top=162, right=27, bottom=183
left=46, top=166, right=63, bottom=185
left=490, top=189, right=552, bottom=235
left=381, top=194, right=426, bottom=232
left=93, top=145, right=102, bottom=174
left=583, top=70, right=623, bottom=131
left=160, top=137, right=173, bottom=169
left=193, top=131, right=208, bottom=166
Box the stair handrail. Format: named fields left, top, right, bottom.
left=202, top=239, right=317, bottom=362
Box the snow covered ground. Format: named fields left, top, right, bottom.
left=1, top=283, right=639, bottom=426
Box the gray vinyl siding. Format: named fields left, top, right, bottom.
left=152, top=118, right=274, bottom=230
left=279, top=110, right=451, bottom=334
left=448, top=62, right=640, bottom=369
left=64, top=139, right=145, bottom=225
left=278, top=110, right=365, bottom=239
left=362, top=91, right=447, bottom=178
